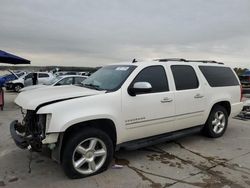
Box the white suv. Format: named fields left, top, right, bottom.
left=10, top=59, right=243, bottom=178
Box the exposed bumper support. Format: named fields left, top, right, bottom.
left=10, top=120, right=29, bottom=149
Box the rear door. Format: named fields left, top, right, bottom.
left=171, top=65, right=206, bottom=129
left=24, top=73, right=34, bottom=86
left=38, top=73, right=50, bottom=84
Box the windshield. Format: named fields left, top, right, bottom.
left=81, top=65, right=136, bottom=91
left=45, top=76, right=62, bottom=85
left=16, top=72, right=25, bottom=78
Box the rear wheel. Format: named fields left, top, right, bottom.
left=62, top=128, right=114, bottom=179
left=203, top=105, right=228, bottom=138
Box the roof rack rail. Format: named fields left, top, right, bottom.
left=154, top=58, right=188, bottom=62
left=154, top=58, right=224, bottom=65
left=187, top=60, right=224, bottom=65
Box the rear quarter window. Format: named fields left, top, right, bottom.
left=199, top=66, right=239, bottom=87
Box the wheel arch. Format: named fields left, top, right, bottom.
left=210, top=101, right=231, bottom=116
left=14, top=82, right=24, bottom=87
left=55, top=118, right=117, bottom=163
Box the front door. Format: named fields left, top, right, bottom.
left=24, top=73, right=34, bottom=86
left=122, top=65, right=175, bottom=141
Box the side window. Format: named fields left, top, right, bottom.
left=74, top=77, right=86, bottom=84
left=56, top=77, right=73, bottom=86
left=132, top=66, right=169, bottom=93
left=199, top=66, right=239, bottom=87
left=39, top=73, right=49, bottom=78
left=25, top=73, right=33, bottom=79
left=171, top=65, right=199, bottom=90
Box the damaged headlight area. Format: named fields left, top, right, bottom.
left=10, top=110, right=47, bottom=152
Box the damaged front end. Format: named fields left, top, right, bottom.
left=10, top=110, right=46, bottom=152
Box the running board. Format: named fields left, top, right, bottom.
left=116, top=125, right=203, bottom=151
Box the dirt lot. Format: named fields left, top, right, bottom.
left=0, top=91, right=250, bottom=188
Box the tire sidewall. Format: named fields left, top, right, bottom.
left=62, top=128, right=114, bottom=179
left=205, top=105, right=228, bottom=138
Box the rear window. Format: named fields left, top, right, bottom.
left=199, top=66, right=239, bottom=87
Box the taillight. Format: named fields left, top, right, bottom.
left=240, top=85, right=243, bottom=102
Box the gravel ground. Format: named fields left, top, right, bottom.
left=0, top=91, right=250, bottom=188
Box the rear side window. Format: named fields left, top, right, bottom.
left=132, top=66, right=169, bottom=93
left=171, top=65, right=199, bottom=90
left=39, top=73, right=49, bottom=78
left=199, top=66, right=239, bottom=87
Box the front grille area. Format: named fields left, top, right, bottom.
left=22, top=110, right=46, bottom=151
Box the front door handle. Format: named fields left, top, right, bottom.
left=194, top=94, right=204, bottom=98
left=161, top=97, right=173, bottom=103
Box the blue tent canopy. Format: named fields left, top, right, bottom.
left=0, top=50, right=30, bottom=65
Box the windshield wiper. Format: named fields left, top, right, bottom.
left=82, top=83, right=102, bottom=90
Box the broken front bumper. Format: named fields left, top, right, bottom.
left=10, top=120, right=29, bottom=149
left=10, top=118, right=44, bottom=152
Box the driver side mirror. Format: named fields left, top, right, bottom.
left=128, top=82, right=152, bottom=96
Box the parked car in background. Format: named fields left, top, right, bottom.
left=0, top=70, right=26, bottom=87
left=20, top=75, right=88, bottom=92
left=238, top=100, right=250, bottom=119
left=78, top=71, right=91, bottom=76
left=239, top=70, right=250, bottom=88
left=54, top=71, right=79, bottom=76
left=5, top=72, right=54, bottom=92
left=238, top=70, right=250, bottom=94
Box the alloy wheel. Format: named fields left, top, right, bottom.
left=72, top=138, right=107, bottom=175
left=212, top=111, right=226, bottom=134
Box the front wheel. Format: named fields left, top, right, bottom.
left=62, top=128, right=114, bottom=179
left=203, top=105, right=228, bottom=138
left=14, top=84, right=23, bottom=92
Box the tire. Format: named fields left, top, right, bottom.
left=14, top=84, right=23, bottom=92
left=203, top=105, right=228, bottom=138
left=62, top=127, right=114, bottom=179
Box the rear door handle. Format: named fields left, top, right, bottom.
left=161, top=97, right=173, bottom=103
left=194, top=94, right=204, bottom=98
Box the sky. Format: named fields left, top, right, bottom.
left=1, top=0, right=250, bottom=68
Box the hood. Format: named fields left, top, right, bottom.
left=8, top=70, right=18, bottom=78
left=15, top=85, right=106, bottom=110
left=20, top=84, right=46, bottom=92
left=10, top=77, right=24, bottom=84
